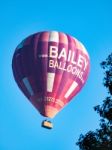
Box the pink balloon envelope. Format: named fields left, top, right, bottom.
left=12, top=31, right=90, bottom=119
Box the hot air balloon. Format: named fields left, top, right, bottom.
left=12, top=31, right=90, bottom=129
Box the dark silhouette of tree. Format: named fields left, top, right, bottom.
left=76, top=53, right=112, bottom=150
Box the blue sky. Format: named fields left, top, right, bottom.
left=0, top=0, right=112, bottom=150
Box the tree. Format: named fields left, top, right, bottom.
left=76, top=53, right=112, bottom=150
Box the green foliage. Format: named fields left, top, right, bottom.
left=94, top=97, right=112, bottom=121
left=76, top=53, right=112, bottom=150
left=101, top=53, right=112, bottom=95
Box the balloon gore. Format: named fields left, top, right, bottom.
left=12, top=31, right=90, bottom=119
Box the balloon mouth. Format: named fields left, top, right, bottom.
left=40, top=106, right=59, bottom=118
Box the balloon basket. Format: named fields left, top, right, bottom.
left=41, top=120, right=53, bottom=129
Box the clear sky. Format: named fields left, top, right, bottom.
left=0, top=0, right=112, bottom=150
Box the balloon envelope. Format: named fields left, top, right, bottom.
left=12, top=31, right=90, bottom=118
